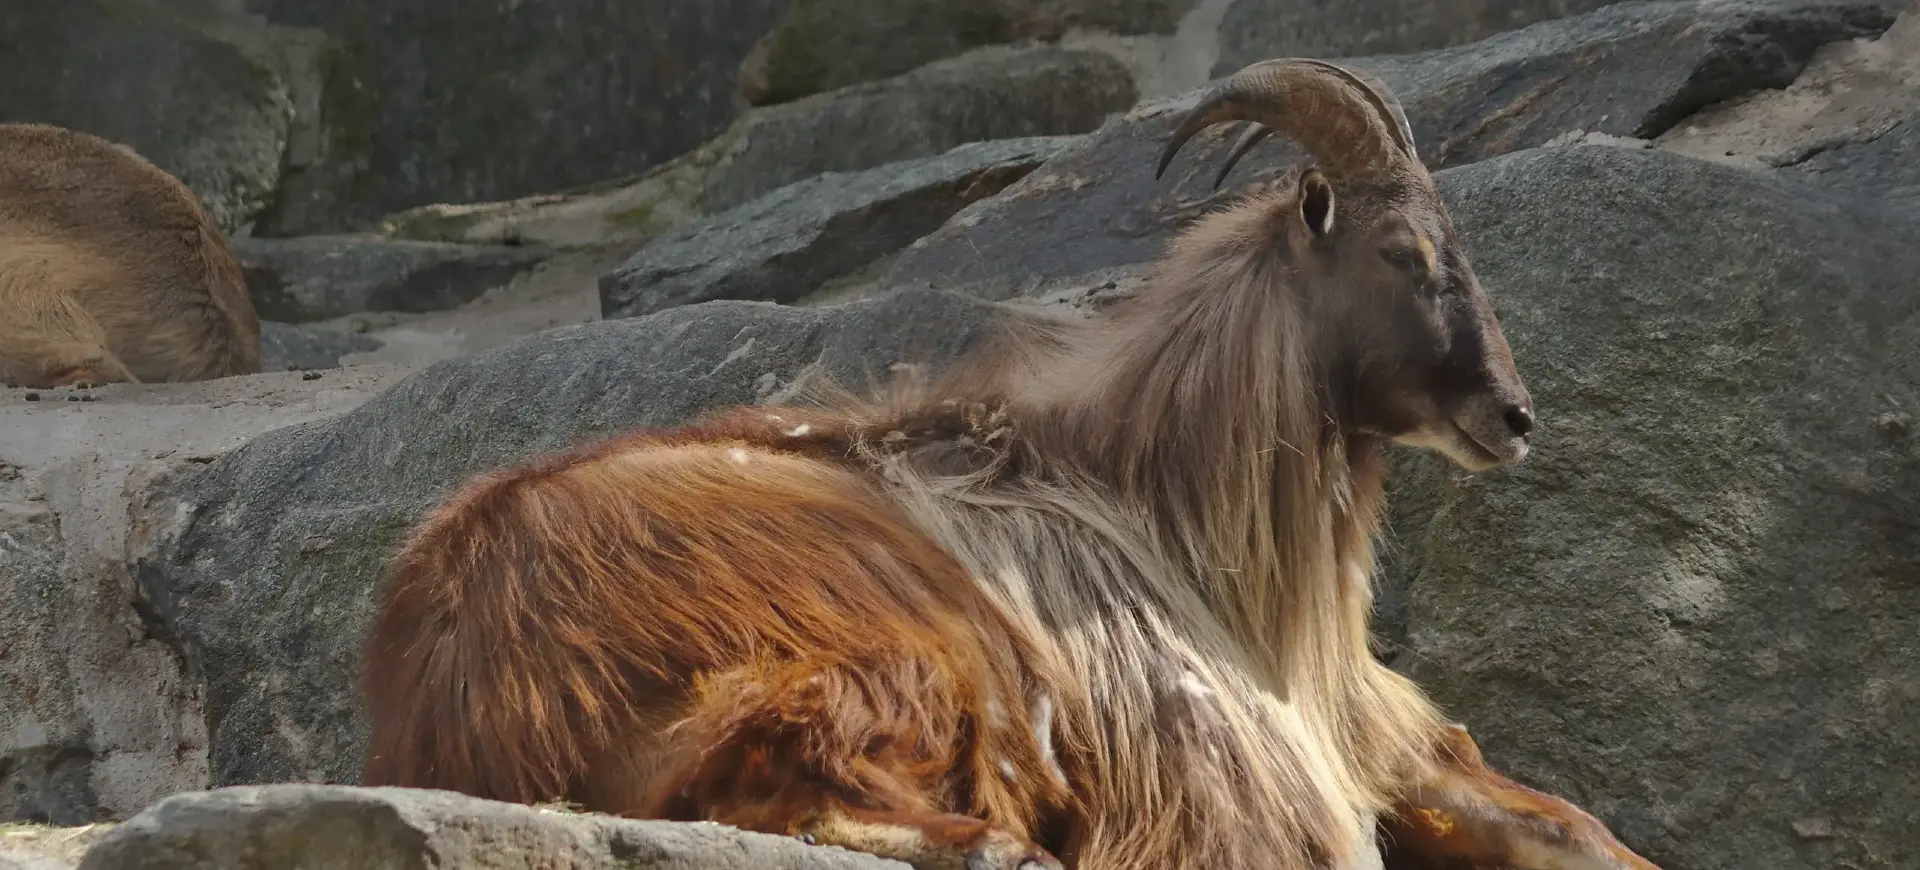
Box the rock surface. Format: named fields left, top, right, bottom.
left=0, top=367, right=417, bottom=827
left=706, top=44, right=1137, bottom=214
left=602, top=137, right=1075, bottom=320
left=740, top=0, right=1196, bottom=106
left=886, top=0, right=1897, bottom=296
left=71, top=785, right=902, bottom=870
left=1380, top=144, right=1920, bottom=870
left=233, top=235, right=552, bottom=322
left=1795, top=107, right=1920, bottom=204
left=0, top=0, right=311, bottom=236
left=242, top=0, right=793, bottom=235
left=257, top=323, right=385, bottom=373
left=133, top=288, right=1022, bottom=789
left=1212, top=0, right=1630, bottom=73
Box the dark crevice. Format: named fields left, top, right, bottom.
left=1774, top=117, right=1911, bottom=169
left=1, top=743, right=104, bottom=826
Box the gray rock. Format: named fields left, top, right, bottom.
left=740, top=0, right=1193, bottom=106
left=1, top=367, right=418, bottom=826
left=885, top=0, right=1896, bottom=296
left=232, top=235, right=551, bottom=322
left=242, top=0, right=793, bottom=236
left=0, top=0, right=312, bottom=236
left=133, top=288, right=1024, bottom=789
left=1793, top=106, right=1920, bottom=206
left=74, top=785, right=903, bottom=869
left=603, top=137, right=1076, bottom=320
left=1380, top=144, right=1920, bottom=870
left=257, top=323, right=384, bottom=372
left=1213, top=0, right=1631, bottom=74
left=707, top=44, right=1138, bottom=213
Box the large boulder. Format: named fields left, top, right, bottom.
left=0, top=0, right=316, bottom=236
left=1382, top=144, right=1920, bottom=870
left=739, top=0, right=1195, bottom=106
left=885, top=0, right=1896, bottom=296
left=602, top=137, right=1075, bottom=320
left=241, top=0, right=794, bottom=236
left=132, top=289, right=1024, bottom=789
left=0, top=367, right=417, bottom=827
left=1212, top=0, right=1631, bottom=73
left=705, top=44, right=1138, bottom=213
left=73, top=785, right=899, bottom=870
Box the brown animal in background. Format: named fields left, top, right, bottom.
left=360, top=58, right=1663, bottom=870
left=0, top=123, right=261, bottom=388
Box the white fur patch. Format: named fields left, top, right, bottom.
left=1029, top=693, right=1068, bottom=786
left=786, top=424, right=812, bottom=437
left=728, top=448, right=750, bottom=464
left=1175, top=670, right=1214, bottom=699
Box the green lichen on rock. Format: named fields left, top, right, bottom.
left=745, top=0, right=1196, bottom=106
left=314, top=35, right=380, bottom=198
left=750, top=0, right=1017, bottom=105
left=376, top=206, right=491, bottom=243
left=376, top=117, right=745, bottom=247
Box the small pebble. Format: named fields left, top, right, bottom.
left=23, top=392, right=39, bottom=401
left=302, top=371, right=323, bottom=381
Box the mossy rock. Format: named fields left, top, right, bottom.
left=744, top=0, right=1194, bottom=106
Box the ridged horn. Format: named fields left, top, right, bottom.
left=1156, top=57, right=1419, bottom=186
left=1212, top=122, right=1274, bottom=189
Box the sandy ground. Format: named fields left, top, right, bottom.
left=1, top=365, right=419, bottom=464
left=0, top=823, right=115, bottom=869
left=307, top=245, right=620, bottom=369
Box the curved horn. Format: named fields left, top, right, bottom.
left=1155, top=58, right=1414, bottom=185
left=1302, top=59, right=1418, bottom=164
left=1212, top=122, right=1275, bottom=189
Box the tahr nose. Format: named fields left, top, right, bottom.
left=1503, top=404, right=1535, bottom=438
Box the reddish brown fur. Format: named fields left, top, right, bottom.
left=361, top=59, right=1662, bottom=870
left=363, top=421, right=1072, bottom=862
left=0, top=123, right=260, bottom=388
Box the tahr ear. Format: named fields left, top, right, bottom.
left=1299, top=168, right=1336, bottom=239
